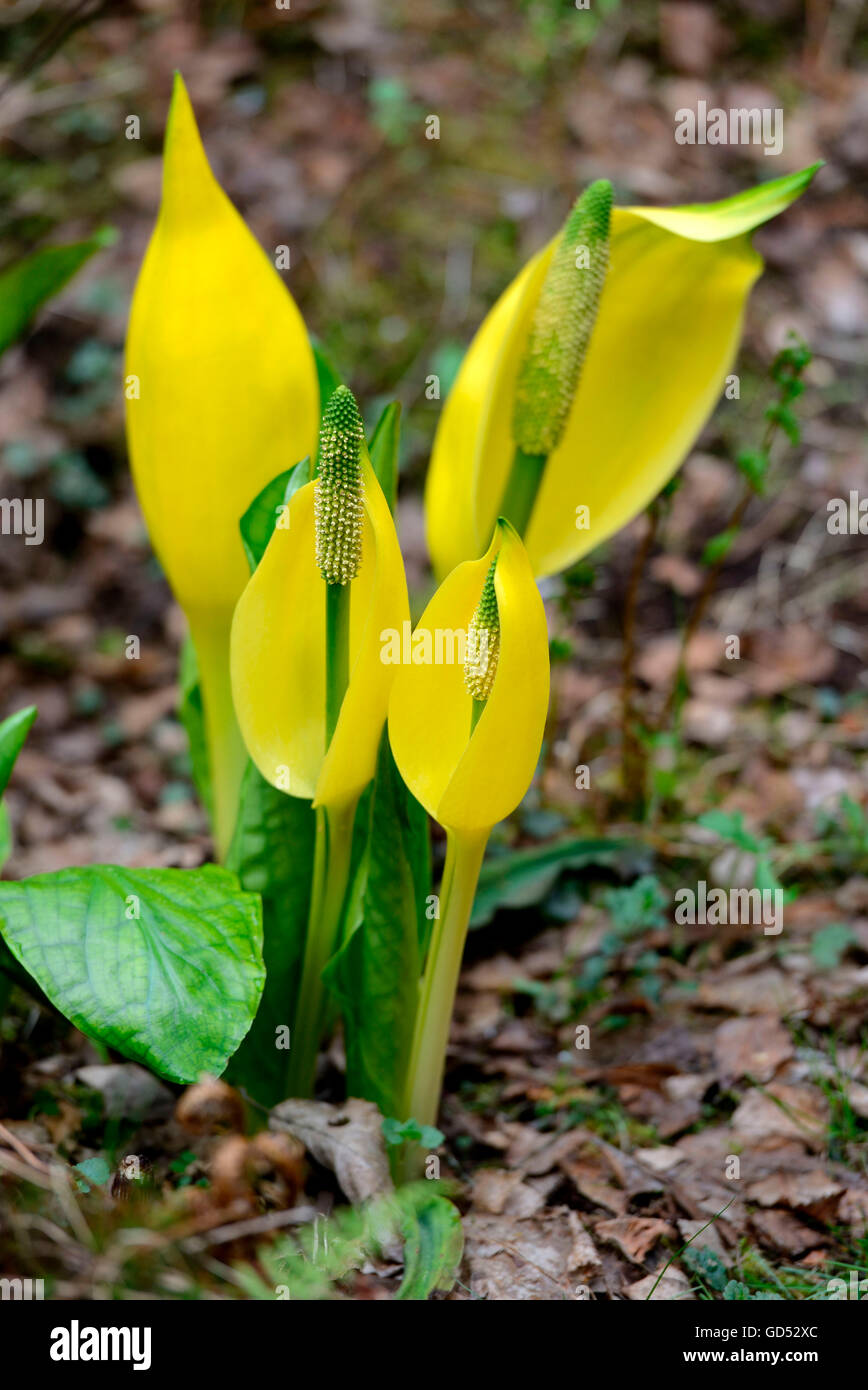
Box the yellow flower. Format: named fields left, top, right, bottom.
left=125, top=73, right=319, bottom=855
left=230, top=456, right=409, bottom=815
left=425, top=165, right=820, bottom=581
left=388, top=519, right=549, bottom=837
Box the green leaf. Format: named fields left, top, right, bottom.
left=811, top=922, right=855, bottom=972
left=178, top=639, right=212, bottom=817
left=0, top=230, right=114, bottom=357
left=324, top=734, right=431, bottom=1117
left=368, top=401, right=401, bottom=513
left=224, top=762, right=316, bottom=1105
left=765, top=401, right=801, bottom=445
left=313, top=342, right=342, bottom=410
left=471, top=836, right=629, bottom=928
left=0, top=705, right=36, bottom=798
left=736, top=448, right=769, bottom=495
left=383, top=1116, right=444, bottom=1149
left=682, top=1243, right=729, bottom=1292
left=0, top=706, right=36, bottom=867
left=0, top=705, right=37, bottom=873
left=74, top=1156, right=112, bottom=1193
left=697, top=810, right=763, bottom=853
left=0, top=803, right=11, bottom=876
left=396, top=1190, right=464, bottom=1301
left=239, top=456, right=312, bottom=574
left=701, top=528, right=738, bottom=567
left=0, top=865, right=264, bottom=1083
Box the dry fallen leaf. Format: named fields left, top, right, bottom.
left=625, top=1267, right=695, bottom=1301
left=595, top=1215, right=673, bottom=1264
left=697, top=968, right=809, bottom=1017
left=745, top=1170, right=843, bottom=1211
left=750, top=1208, right=829, bottom=1256
left=270, top=1098, right=391, bottom=1204
left=838, top=1189, right=868, bottom=1228
left=463, top=1209, right=601, bottom=1300
left=713, top=1014, right=794, bottom=1082
left=634, top=1145, right=687, bottom=1174
left=561, top=1159, right=629, bottom=1215
left=731, top=1084, right=828, bottom=1148
left=472, top=1168, right=547, bottom=1218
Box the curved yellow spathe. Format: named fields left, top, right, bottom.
left=388, top=520, right=550, bottom=836
left=425, top=165, right=820, bottom=581
left=230, top=458, right=409, bottom=812
left=125, top=73, right=319, bottom=618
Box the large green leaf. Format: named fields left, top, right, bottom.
left=324, top=734, right=431, bottom=1117
left=471, top=836, right=630, bottom=927
left=0, top=230, right=114, bottom=357
left=225, top=762, right=316, bottom=1104
left=0, top=865, right=264, bottom=1083
left=368, top=401, right=401, bottom=513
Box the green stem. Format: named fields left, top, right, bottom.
left=470, top=699, right=486, bottom=735
left=401, top=829, right=488, bottom=1142
left=188, top=614, right=247, bottom=862
left=499, top=446, right=547, bottom=539
left=325, top=582, right=351, bottom=745
left=285, top=799, right=356, bottom=1097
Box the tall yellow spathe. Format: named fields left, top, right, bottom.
left=125, top=74, right=319, bottom=856
left=425, top=165, right=820, bottom=582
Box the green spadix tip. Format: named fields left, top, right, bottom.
left=464, top=556, right=500, bottom=702
left=315, top=385, right=365, bottom=585
left=512, top=178, right=612, bottom=458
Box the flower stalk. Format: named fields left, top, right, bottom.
left=285, top=799, right=355, bottom=1097
left=400, top=827, right=488, bottom=1143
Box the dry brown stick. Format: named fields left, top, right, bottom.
left=0, top=1120, right=51, bottom=1173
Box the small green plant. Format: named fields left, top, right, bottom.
left=231, top=1183, right=462, bottom=1301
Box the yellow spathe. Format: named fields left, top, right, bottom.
left=425, top=165, right=820, bottom=581
left=230, top=459, right=409, bottom=812
left=124, top=73, right=319, bottom=856
left=125, top=73, right=318, bottom=616
left=388, top=520, right=550, bottom=836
